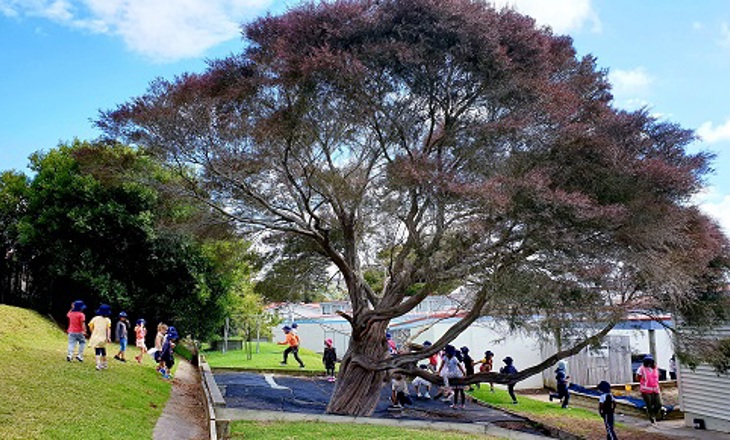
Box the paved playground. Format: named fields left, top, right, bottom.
left=213, top=371, right=549, bottom=436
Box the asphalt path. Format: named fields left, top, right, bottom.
left=214, top=371, right=531, bottom=426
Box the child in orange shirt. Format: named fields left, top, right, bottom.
left=277, top=326, right=305, bottom=368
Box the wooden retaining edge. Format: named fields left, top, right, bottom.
left=199, top=355, right=230, bottom=439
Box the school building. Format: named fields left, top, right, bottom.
left=267, top=297, right=675, bottom=390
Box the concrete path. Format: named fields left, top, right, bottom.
left=154, top=360, right=208, bottom=440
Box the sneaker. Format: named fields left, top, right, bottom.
left=424, top=394, right=431, bottom=399
left=460, top=404, right=466, bottom=409
left=67, top=355, right=72, bottom=362
left=96, top=365, right=103, bottom=370
left=417, top=393, right=423, bottom=398
left=279, top=362, right=287, bottom=366
left=299, top=365, right=306, bottom=369
left=76, top=356, right=83, bottom=362
left=549, top=395, right=553, bottom=402
left=160, top=368, right=166, bottom=376
left=512, top=401, right=518, bottom=405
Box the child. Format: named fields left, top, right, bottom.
left=475, top=350, right=494, bottom=391
left=159, top=326, right=179, bottom=379
left=423, top=340, right=439, bottom=373
left=386, top=332, right=397, bottom=355
left=277, top=325, right=305, bottom=368
left=134, top=319, right=147, bottom=363
left=460, top=346, right=475, bottom=391
left=500, top=356, right=518, bottom=404
left=88, top=304, right=112, bottom=370
left=412, top=364, right=432, bottom=399
left=390, top=372, right=413, bottom=409
left=636, top=356, right=662, bottom=425
left=439, top=345, right=466, bottom=409
left=66, top=300, right=87, bottom=362
left=151, top=322, right=168, bottom=372
left=549, top=361, right=570, bottom=408
left=322, top=338, right=337, bottom=381
left=597, top=380, right=618, bottom=440
left=113, top=311, right=129, bottom=362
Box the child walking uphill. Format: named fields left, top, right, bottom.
left=500, top=356, right=519, bottom=404
left=88, top=304, right=112, bottom=370
left=113, top=311, right=129, bottom=362
left=66, top=300, right=87, bottom=362
left=152, top=322, right=168, bottom=372
left=159, top=326, right=179, bottom=379
left=322, top=338, right=337, bottom=381
left=134, top=319, right=147, bottom=363
left=598, top=380, right=618, bottom=440
left=278, top=326, right=305, bottom=368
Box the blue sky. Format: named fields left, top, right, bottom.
left=1, top=0, right=729, bottom=233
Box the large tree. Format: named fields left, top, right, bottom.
left=99, top=0, right=728, bottom=415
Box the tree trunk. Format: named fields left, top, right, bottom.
left=326, top=321, right=390, bottom=416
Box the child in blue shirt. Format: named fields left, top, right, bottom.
left=500, top=356, right=518, bottom=404
left=159, top=326, right=179, bottom=379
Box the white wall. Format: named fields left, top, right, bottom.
left=610, top=327, right=675, bottom=372
left=416, top=320, right=546, bottom=389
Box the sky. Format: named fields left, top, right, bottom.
left=1, top=0, right=729, bottom=233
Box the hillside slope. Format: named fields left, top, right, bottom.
left=0, top=305, right=171, bottom=439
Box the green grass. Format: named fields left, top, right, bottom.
left=470, top=387, right=595, bottom=419
left=230, top=421, right=500, bottom=439
left=0, top=305, right=172, bottom=439
left=203, top=342, right=330, bottom=373
left=469, top=388, right=659, bottom=440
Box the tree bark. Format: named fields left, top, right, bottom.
left=326, top=321, right=390, bottom=416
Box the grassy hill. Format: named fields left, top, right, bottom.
left=0, top=305, right=171, bottom=439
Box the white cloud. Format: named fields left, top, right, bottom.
left=695, top=187, right=730, bottom=238
left=697, top=117, right=730, bottom=144
left=0, top=0, right=274, bottom=61
left=489, top=0, right=601, bottom=34
left=608, top=67, right=653, bottom=98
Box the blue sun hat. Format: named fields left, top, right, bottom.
left=136, top=318, right=145, bottom=325
left=503, top=356, right=514, bottom=365
left=119, top=311, right=127, bottom=318
left=597, top=380, right=612, bottom=393
left=282, top=325, right=291, bottom=332
left=423, top=340, right=432, bottom=347
left=166, top=326, right=179, bottom=340
left=291, top=323, right=298, bottom=329
left=96, top=304, right=111, bottom=317
left=72, top=300, right=86, bottom=312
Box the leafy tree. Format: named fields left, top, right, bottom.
left=9, top=140, right=235, bottom=339
left=0, top=171, right=30, bottom=305
left=99, top=0, right=729, bottom=415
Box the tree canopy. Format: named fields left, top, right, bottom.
left=98, top=0, right=729, bottom=415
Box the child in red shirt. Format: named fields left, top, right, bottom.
left=66, top=300, right=87, bottom=362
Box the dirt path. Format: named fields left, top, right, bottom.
left=154, top=360, right=208, bottom=440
